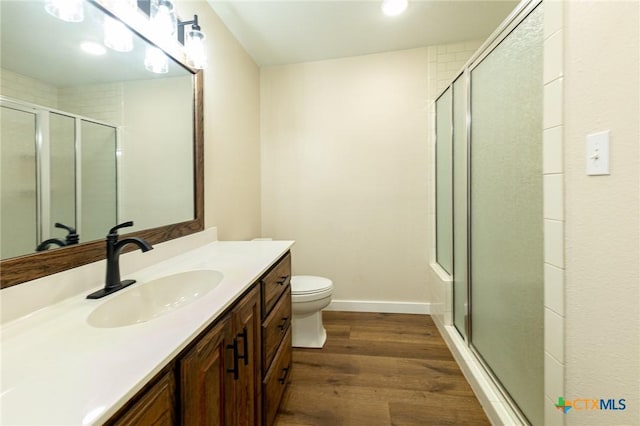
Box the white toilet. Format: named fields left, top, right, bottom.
left=290, top=275, right=333, bottom=348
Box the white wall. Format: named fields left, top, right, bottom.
left=261, top=48, right=431, bottom=306
left=563, top=1, right=640, bottom=424
left=180, top=0, right=262, bottom=241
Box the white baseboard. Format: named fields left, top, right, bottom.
left=325, top=300, right=431, bottom=315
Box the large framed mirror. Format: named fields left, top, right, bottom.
left=0, top=0, right=204, bottom=288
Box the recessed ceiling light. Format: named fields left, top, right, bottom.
left=80, top=41, right=106, bottom=56
left=381, top=0, right=408, bottom=16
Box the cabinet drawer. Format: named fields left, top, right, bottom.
left=262, top=328, right=292, bottom=426
left=262, top=287, right=291, bottom=372
left=261, top=253, right=291, bottom=317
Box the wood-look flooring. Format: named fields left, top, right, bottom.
left=275, top=312, right=490, bottom=426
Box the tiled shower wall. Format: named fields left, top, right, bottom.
left=542, top=1, right=565, bottom=425
left=0, top=68, right=123, bottom=126
left=0, top=69, right=58, bottom=109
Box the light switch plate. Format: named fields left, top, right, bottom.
left=586, top=130, right=610, bottom=175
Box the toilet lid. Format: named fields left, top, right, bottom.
left=291, top=275, right=333, bottom=295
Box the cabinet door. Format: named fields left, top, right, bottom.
left=230, top=285, right=262, bottom=426
left=110, top=372, right=176, bottom=426
left=180, top=315, right=233, bottom=426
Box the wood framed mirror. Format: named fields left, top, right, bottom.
left=0, top=0, right=204, bottom=288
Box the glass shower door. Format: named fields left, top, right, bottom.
left=469, top=4, right=544, bottom=425
left=49, top=112, right=77, bottom=239
left=435, top=88, right=453, bottom=274
left=452, top=75, right=467, bottom=339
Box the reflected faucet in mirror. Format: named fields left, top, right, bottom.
left=35, top=223, right=79, bottom=252
left=86, top=221, right=153, bottom=299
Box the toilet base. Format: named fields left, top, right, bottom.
left=291, top=310, right=327, bottom=348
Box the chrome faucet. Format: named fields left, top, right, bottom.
left=87, top=221, right=153, bottom=299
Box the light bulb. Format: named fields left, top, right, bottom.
left=150, top=0, right=177, bottom=39
left=81, top=41, right=106, bottom=56
left=45, top=0, right=84, bottom=22
left=381, top=0, right=408, bottom=17
left=144, top=46, right=169, bottom=74
left=185, top=29, right=207, bottom=69
left=104, top=16, right=133, bottom=52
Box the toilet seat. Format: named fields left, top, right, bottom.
left=291, top=275, right=333, bottom=295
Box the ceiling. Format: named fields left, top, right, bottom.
left=206, top=0, right=521, bottom=66
left=0, top=1, right=187, bottom=87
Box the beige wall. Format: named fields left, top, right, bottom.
left=179, top=0, right=262, bottom=240
left=261, top=48, right=431, bottom=304
left=563, top=1, right=640, bottom=424
left=120, top=76, right=193, bottom=232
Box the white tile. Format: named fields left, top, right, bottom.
left=544, top=30, right=564, bottom=84
left=544, top=263, right=564, bottom=316
left=544, top=219, right=564, bottom=268
left=544, top=126, right=563, bottom=174
left=544, top=78, right=564, bottom=129
left=545, top=308, right=564, bottom=362
left=545, top=396, right=566, bottom=426
left=544, top=352, right=564, bottom=399
left=438, top=53, right=455, bottom=63
left=544, top=174, right=564, bottom=220
left=544, top=0, right=564, bottom=40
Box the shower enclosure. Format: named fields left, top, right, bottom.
left=1, top=99, right=117, bottom=259
left=434, top=2, right=544, bottom=424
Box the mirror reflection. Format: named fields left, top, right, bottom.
left=0, top=0, right=195, bottom=260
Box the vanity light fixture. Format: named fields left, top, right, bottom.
left=150, top=0, right=178, bottom=39
left=104, top=16, right=134, bottom=52
left=80, top=41, right=107, bottom=56
left=381, top=0, right=408, bottom=16
left=144, top=46, right=169, bottom=73
left=44, top=0, right=84, bottom=22
left=103, top=0, right=137, bottom=52
left=178, top=15, right=207, bottom=70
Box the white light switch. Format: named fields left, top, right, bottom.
left=586, top=130, right=610, bottom=175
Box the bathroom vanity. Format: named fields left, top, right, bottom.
left=0, top=239, right=294, bottom=426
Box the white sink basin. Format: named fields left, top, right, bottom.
left=87, top=270, right=223, bottom=328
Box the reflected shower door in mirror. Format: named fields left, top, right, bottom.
left=0, top=0, right=195, bottom=261
left=1, top=105, right=37, bottom=259
left=0, top=102, right=118, bottom=258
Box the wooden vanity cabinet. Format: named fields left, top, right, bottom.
left=260, top=253, right=293, bottom=426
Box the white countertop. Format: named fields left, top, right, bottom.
left=1, top=240, right=294, bottom=425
